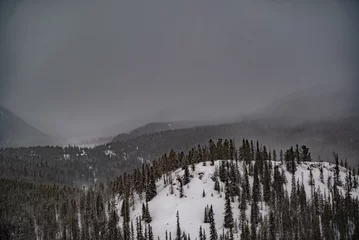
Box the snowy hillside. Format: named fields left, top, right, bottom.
left=117, top=160, right=359, bottom=240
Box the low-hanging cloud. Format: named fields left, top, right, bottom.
left=0, top=0, right=358, bottom=140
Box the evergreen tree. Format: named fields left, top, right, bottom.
left=176, top=211, right=181, bottom=240
left=183, top=164, right=190, bottom=186
left=209, top=140, right=216, bottom=166
left=179, top=181, right=184, bottom=198
left=214, top=179, right=220, bottom=193
left=204, top=205, right=209, bottom=223
left=148, top=225, right=154, bottom=240
left=209, top=205, right=217, bottom=240
left=251, top=163, right=260, bottom=226
left=142, top=202, right=152, bottom=223
left=319, top=166, right=324, bottom=183
left=308, top=168, right=314, bottom=186
left=269, top=211, right=275, bottom=240
left=223, top=184, right=234, bottom=229
left=146, top=169, right=157, bottom=202
left=300, top=145, right=311, bottom=162
left=333, top=152, right=342, bottom=186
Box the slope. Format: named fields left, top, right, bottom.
left=0, top=105, right=53, bottom=147
left=112, top=121, right=208, bottom=143
left=118, top=160, right=359, bottom=240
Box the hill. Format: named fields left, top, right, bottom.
left=0, top=105, right=53, bottom=147
left=1, top=138, right=359, bottom=239
left=106, top=117, right=359, bottom=167
left=112, top=121, right=206, bottom=142
left=119, top=160, right=359, bottom=240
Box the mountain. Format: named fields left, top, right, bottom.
left=118, top=160, right=359, bottom=239
left=112, top=121, right=206, bottom=142
left=0, top=105, right=53, bottom=147
left=245, top=84, right=357, bottom=124
left=98, top=116, right=359, bottom=167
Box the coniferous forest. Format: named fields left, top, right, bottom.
left=1, top=139, right=359, bottom=240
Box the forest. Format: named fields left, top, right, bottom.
left=1, top=138, right=358, bottom=240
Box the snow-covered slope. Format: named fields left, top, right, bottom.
left=116, top=160, right=359, bottom=240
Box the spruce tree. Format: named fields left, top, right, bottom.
left=214, top=179, right=220, bottom=193
left=320, top=166, right=324, bottom=183
left=179, top=181, right=184, bottom=198
left=184, top=164, right=190, bottom=186
left=308, top=168, right=314, bottom=186
left=148, top=225, right=154, bottom=240
left=204, top=205, right=209, bottom=223
left=223, top=185, right=234, bottom=229
left=269, top=211, right=275, bottom=240
left=176, top=211, right=181, bottom=240
left=146, top=169, right=157, bottom=202
left=333, top=152, right=342, bottom=186
left=209, top=205, right=218, bottom=240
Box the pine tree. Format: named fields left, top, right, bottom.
left=146, top=169, right=157, bottom=202
left=333, top=152, right=342, bottom=187
left=291, top=173, right=297, bottom=211
left=179, top=181, right=184, bottom=198
left=176, top=211, right=181, bottom=240
left=204, top=205, right=209, bottom=223
left=209, top=140, right=216, bottom=166
left=300, top=145, right=311, bottom=162
left=251, top=163, right=260, bottom=226
left=136, top=217, right=143, bottom=240
left=209, top=205, right=218, bottom=240
left=269, top=211, right=275, bottom=240
left=319, top=166, right=324, bottom=183
left=353, top=168, right=358, bottom=189
left=223, top=184, right=234, bottom=229
left=263, top=160, right=271, bottom=203
left=202, top=189, right=206, bottom=198
left=241, top=224, right=250, bottom=240
left=214, top=179, right=220, bottom=193
left=142, top=202, right=152, bottom=223
left=148, top=225, right=154, bottom=240
left=184, top=164, right=190, bottom=186
left=308, top=169, right=314, bottom=186
left=239, top=189, right=247, bottom=227
left=219, top=162, right=227, bottom=182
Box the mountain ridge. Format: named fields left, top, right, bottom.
left=0, top=105, right=53, bottom=147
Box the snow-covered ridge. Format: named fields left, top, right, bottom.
left=115, top=160, right=359, bottom=240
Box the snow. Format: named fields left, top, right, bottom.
left=104, top=150, right=116, bottom=157
left=115, top=160, right=359, bottom=240
left=80, top=149, right=87, bottom=156
left=63, top=154, right=70, bottom=160
left=138, top=157, right=145, bottom=163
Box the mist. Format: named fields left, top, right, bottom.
left=0, top=0, right=358, bottom=140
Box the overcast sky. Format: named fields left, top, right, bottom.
left=0, top=0, right=358, bottom=139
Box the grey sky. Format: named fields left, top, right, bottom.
left=0, top=0, right=358, bottom=139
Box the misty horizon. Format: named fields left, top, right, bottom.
left=1, top=0, right=358, bottom=141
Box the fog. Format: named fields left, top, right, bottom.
left=0, top=0, right=358, bottom=140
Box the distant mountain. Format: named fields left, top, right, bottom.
left=245, top=84, right=357, bottom=124
left=112, top=121, right=206, bottom=142
left=0, top=105, right=53, bottom=147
